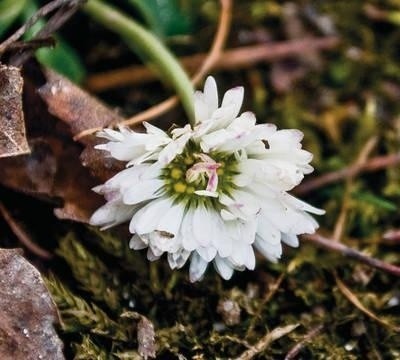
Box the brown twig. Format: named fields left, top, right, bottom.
left=246, top=273, right=285, bottom=338
left=284, top=324, right=324, bottom=360
left=74, top=0, right=232, bottom=140
left=10, top=0, right=86, bottom=67
left=3, top=38, right=56, bottom=52
left=294, top=153, right=400, bottom=196
left=0, top=0, right=84, bottom=56
left=0, top=202, right=53, bottom=260
left=86, top=36, right=339, bottom=92
left=236, top=324, right=299, bottom=360
left=334, top=273, right=399, bottom=331
left=302, top=233, right=400, bottom=277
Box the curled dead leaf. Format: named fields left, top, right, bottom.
left=38, top=69, right=121, bottom=140
left=0, top=137, right=103, bottom=223
left=38, top=69, right=124, bottom=181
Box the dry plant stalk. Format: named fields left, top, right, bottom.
left=302, top=233, right=400, bottom=277
left=294, top=153, right=400, bottom=195
left=237, top=324, right=299, bottom=360
left=86, top=36, right=339, bottom=92
left=0, top=202, right=52, bottom=259
left=284, top=324, right=324, bottom=360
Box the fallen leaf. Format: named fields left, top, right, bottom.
left=38, top=68, right=120, bottom=139
left=38, top=68, right=124, bottom=181
left=0, top=136, right=103, bottom=223
left=0, top=63, right=30, bottom=158
left=0, top=248, right=64, bottom=359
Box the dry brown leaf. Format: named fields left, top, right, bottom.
left=0, top=63, right=130, bottom=222
left=0, top=248, right=64, bottom=359
left=38, top=69, right=121, bottom=140
left=0, top=137, right=103, bottom=223
left=38, top=69, right=124, bottom=181
left=0, top=64, right=30, bottom=158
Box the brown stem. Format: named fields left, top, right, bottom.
left=237, top=324, right=299, bottom=360
left=10, top=0, right=86, bottom=67
left=3, top=37, right=55, bottom=51
left=0, top=0, right=85, bottom=55
left=0, top=202, right=53, bottom=260
left=294, top=153, right=400, bottom=196
left=334, top=272, right=399, bottom=331
left=284, top=324, right=324, bottom=360
left=302, top=233, right=400, bottom=277
left=86, top=36, right=339, bottom=92
left=246, top=273, right=285, bottom=338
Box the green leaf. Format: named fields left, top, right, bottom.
left=0, top=0, right=27, bottom=38
left=125, top=0, right=194, bottom=37
left=34, top=40, right=86, bottom=83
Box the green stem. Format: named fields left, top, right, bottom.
left=83, top=0, right=195, bottom=124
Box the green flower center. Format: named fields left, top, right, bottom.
left=159, top=142, right=239, bottom=207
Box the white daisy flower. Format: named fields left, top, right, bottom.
left=90, top=76, right=325, bottom=282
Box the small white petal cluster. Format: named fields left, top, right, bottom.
left=91, top=77, right=325, bottom=282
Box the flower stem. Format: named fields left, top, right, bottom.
left=83, top=0, right=195, bottom=124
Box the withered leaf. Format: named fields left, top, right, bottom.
left=0, top=64, right=30, bottom=158
left=38, top=68, right=124, bottom=181
left=38, top=68, right=121, bottom=140
left=0, top=248, right=64, bottom=359
left=0, top=137, right=103, bottom=223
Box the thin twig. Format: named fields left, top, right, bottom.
left=0, top=202, right=53, bottom=260
left=294, top=153, right=400, bottom=196
left=74, top=0, right=232, bottom=141
left=284, top=324, right=324, bottom=360
left=3, top=38, right=55, bottom=51
left=212, top=334, right=251, bottom=349
left=10, top=0, right=86, bottom=66
left=334, top=273, right=399, bottom=331
left=236, top=324, right=299, bottom=360
left=0, top=0, right=84, bottom=55
left=86, top=36, right=339, bottom=92
left=246, top=273, right=285, bottom=337
left=302, top=233, right=400, bottom=277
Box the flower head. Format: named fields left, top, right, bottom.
left=90, top=77, right=324, bottom=281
